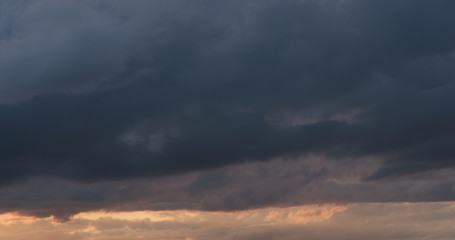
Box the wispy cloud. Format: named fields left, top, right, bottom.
left=1, top=202, right=454, bottom=240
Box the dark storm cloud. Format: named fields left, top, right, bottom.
left=1, top=0, right=455, bottom=186
left=2, top=156, right=454, bottom=221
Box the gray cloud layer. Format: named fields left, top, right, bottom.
left=2, top=155, right=455, bottom=221
left=1, top=0, right=455, bottom=213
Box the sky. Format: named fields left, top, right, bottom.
left=1, top=0, right=455, bottom=239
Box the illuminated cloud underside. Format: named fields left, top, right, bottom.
left=1, top=202, right=454, bottom=240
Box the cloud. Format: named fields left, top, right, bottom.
left=1, top=202, right=455, bottom=240
left=1, top=155, right=454, bottom=221
left=1, top=0, right=455, bottom=216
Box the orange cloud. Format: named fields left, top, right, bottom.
left=0, top=203, right=454, bottom=240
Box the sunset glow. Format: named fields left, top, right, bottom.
left=1, top=0, right=455, bottom=239
left=1, top=203, right=455, bottom=240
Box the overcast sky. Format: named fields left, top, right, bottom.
left=1, top=0, right=455, bottom=239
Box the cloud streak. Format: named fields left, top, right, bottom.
left=1, top=202, right=455, bottom=240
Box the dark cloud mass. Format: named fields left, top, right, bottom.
left=1, top=0, right=455, bottom=216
